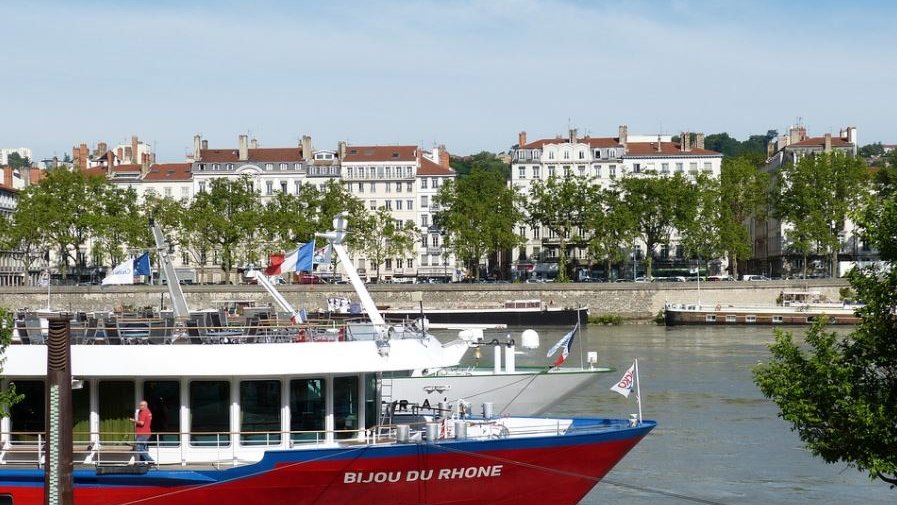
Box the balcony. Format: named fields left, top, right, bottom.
left=426, top=247, right=443, bottom=256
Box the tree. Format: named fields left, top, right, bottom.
left=5, top=152, right=30, bottom=171
left=718, top=156, right=770, bottom=277
left=858, top=142, right=885, bottom=158
left=754, top=189, right=897, bottom=488
left=14, top=168, right=109, bottom=282
left=616, top=173, right=693, bottom=279
left=678, top=173, right=723, bottom=270
left=775, top=152, right=868, bottom=277
left=93, top=186, right=145, bottom=268
left=584, top=187, right=636, bottom=281
left=526, top=175, right=593, bottom=282
left=351, top=206, right=417, bottom=282
left=183, top=176, right=261, bottom=284
left=260, top=189, right=320, bottom=251
left=449, top=152, right=510, bottom=179
left=0, top=307, right=23, bottom=417
left=434, top=167, right=523, bottom=279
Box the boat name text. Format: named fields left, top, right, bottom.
left=343, top=465, right=504, bottom=484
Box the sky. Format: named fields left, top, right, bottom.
left=2, top=0, right=895, bottom=162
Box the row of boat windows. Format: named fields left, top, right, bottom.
left=8, top=377, right=377, bottom=445
left=705, top=315, right=818, bottom=323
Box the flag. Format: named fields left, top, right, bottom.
left=264, top=240, right=316, bottom=276
left=134, top=253, right=151, bottom=276
left=546, top=323, right=577, bottom=367
left=313, top=243, right=332, bottom=265
left=102, top=257, right=136, bottom=286
left=611, top=362, right=636, bottom=397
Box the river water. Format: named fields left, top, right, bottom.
left=460, top=324, right=894, bottom=505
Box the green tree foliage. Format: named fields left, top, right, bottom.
left=13, top=168, right=110, bottom=280
left=434, top=168, right=523, bottom=279
left=351, top=206, right=417, bottom=282
left=260, top=189, right=320, bottom=250
left=718, top=156, right=770, bottom=277
left=527, top=175, right=593, bottom=282
left=449, top=152, right=510, bottom=178
left=858, top=142, right=885, bottom=158
left=678, top=173, right=723, bottom=267
left=183, top=176, right=262, bottom=284
left=617, top=173, right=694, bottom=279
left=93, top=186, right=144, bottom=267
left=754, top=189, right=897, bottom=488
left=0, top=307, right=23, bottom=417
left=584, top=187, right=636, bottom=281
left=5, top=152, right=30, bottom=171
left=775, top=152, right=869, bottom=277
left=686, top=131, right=774, bottom=158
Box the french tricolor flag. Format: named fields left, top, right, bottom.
left=264, top=241, right=315, bottom=276
left=546, top=324, right=578, bottom=367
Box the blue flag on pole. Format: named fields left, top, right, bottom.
left=296, top=240, right=315, bottom=273
left=134, top=253, right=151, bottom=276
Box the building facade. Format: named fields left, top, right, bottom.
left=510, top=125, right=722, bottom=280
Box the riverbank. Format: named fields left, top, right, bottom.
left=4, top=279, right=849, bottom=319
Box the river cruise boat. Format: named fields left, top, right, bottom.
left=664, top=290, right=862, bottom=326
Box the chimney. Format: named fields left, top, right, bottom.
left=201, top=139, right=208, bottom=150
left=695, top=133, right=705, bottom=150
left=124, top=146, right=133, bottom=163
left=618, top=125, right=628, bottom=150
left=141, top=153, right=151, bottom=172
left=569, top=128, right=578, bottom=144
left=238, top=134, right=249, bottom=161
left=117, top=147, right=123, bottom=161
left=301, top=135, right=312, bottom=162
left=250, top=137, right=258, bottom=150
left=656, top=135, right=662, bottom=153
left=432, top=145, right=441, bottom=165
left=337, top=140, right=347, bottom=159
left=438, top=145, right=450, bottom=168
left=518, top=131, right=527, bottom=147
left=79, top=143, right=88, bottom=169
left=97, top=142, right=107, bottom=156
left=824, top=133, right=832, bottom=153
left=681, top=132, right=691, bottom=152
left=846, top=126, right=857, bottom=146
left=131, top=135, right=139, bottom=164
left=193, top=134, right=202, bottom=161
left=71, top=147, right=78, bottom=167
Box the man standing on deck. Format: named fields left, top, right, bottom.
left=131, top=400, right=154, bottom=465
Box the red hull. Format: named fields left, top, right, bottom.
left=2, top=427, right=650, bottom=505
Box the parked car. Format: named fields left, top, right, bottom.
left=742, top=274, right=771, bottom=281
left=707, top=275, right=736, bottom=281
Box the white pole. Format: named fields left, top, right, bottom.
left=634, top=359, right=643, bottom=424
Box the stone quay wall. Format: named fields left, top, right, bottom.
left=2, top=280, right=850, bottom=320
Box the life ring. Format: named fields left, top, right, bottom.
left=294, top=329, right=307, bottom=343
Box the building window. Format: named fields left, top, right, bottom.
left=578, top=165, right=585, bottom=176
left=661, top=163, right=669, bottom=173
left=548, top=166, right=556, bottom=177
left=676, top=162, right=684, bottom=173
left=609, top=165, right=616, bottom=179
left=533, top=226, right=540, bottom=240
left=407, top=199, right=413, bottom=210
left=421, top=254, right=428, bottom=266
left=408, top=259, right=413, bottom=269
left=578, top=151, right=585, bottom=159
left=386, top=182, right=391, bottom=193
left=548, top=151, right=555, bottom=160
left=212, top=164, right=220, bottom=170
left=385, top=258, right=392, bottom=270
left=265, top=163, right=273, bottom=171
left=406, top=182, right=412, bottom=192
left=396, top=200, right=403, bottom=210
left=420, top=178, right=428, bottom=189
left=357, top=182, right=364, bottom=193
left=432, top=234, right=439, bottom=247
left=396, top=182, right=402, bottom=193
left=633, top=163, right=641, bottom=174
left=386, top=166, right=393, bottom=178
left=396, top=259, right=403, bottom=269
left=370, top=182, right=376, bottom=192
left=164, top=187, right=172, bottom=197
left=703, top=162, right=712, bottom=173
left=421, top=214, right=429, bottom=227
left=563, top=151, right=570, bottom=160
left=385, top=200, right=392, bottom=210
left=198, top=181, right=206, bottom=192
left=421, top=195, right=429, bottom=208
left=594, top=149, right=601, bottom=158
left=421, top=234, right=429, bottom=247
left=279, top=163, right=287, bottom=170
left=518, top=166, right=526, bottom=178
left=533, top=166, right=541, bottom=179
left=519, top=226, right=527, bottom=238
left=660, top=244, right=669, bottom=259
left=676, top=245, right=684, bottom=258
left=593, top=165, right=601, bottom=178
left=689, top=162, right=698, bottom=174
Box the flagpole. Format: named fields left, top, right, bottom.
left=576, top=310, right=584, bottom=370
left=634, top=358, right=643, bottom=424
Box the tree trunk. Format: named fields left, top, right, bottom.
left=731, top=252, right=738, bottom=278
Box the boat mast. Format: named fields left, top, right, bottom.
left=150, top=220, right=190, bottom=318
left=316, top=212, right=386, bottom=327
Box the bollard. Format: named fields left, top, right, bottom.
left=482, top=402, right=494, bottom=419
left=425, top=422, right=440, bottom=443
left=45, top=314, right=73, bottom=505
left=454, top=421, right=467, bottom=440
left=396, top=424, right=410, bottom=443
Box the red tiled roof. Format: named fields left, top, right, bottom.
left=624, top=142, right=721, bottom=157
left=521, top=137, right=622, bottom=149
left=81, top=167, right=107, bottom=178
left=143, top=163, right=192, bottom=181
left=199, top=148, right=303, bottom=163
left=111, top=164, right=142, bottom=173
left=418, top=157, right=454, bottom=176
left=342, top=145, right=418, bottom=163
left=789, top=136, right=853, bottom=147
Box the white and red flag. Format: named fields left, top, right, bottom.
left=546, top=324, right=578, bottom=367
left=611, top=362, right=637, bottom=397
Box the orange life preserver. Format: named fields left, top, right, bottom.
left=295, top=329, right=307, bottom=342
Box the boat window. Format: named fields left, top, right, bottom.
left=73, top=380, right=91, bottom=444
left=726, top=315, right=737, bottom=323
left=9, top=380, right=44, bottom=441
left=772, top=315, right=784, bottom=323
left=705, top=315, right=716, bottom=322
left=190, top=381, right=231, bottom=447
left=99, top=381, right=135, bottom=445
left=290, top=378, right=325, bottom=443
left=240, top=380, right=282, bottom=446
left=364, top=374, right=378, bottom=430
left=745, top=315, right=757, bottom=323
left=144, top=381, right=180, bottom=446
left=334, top=376, right=359, bottom=439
